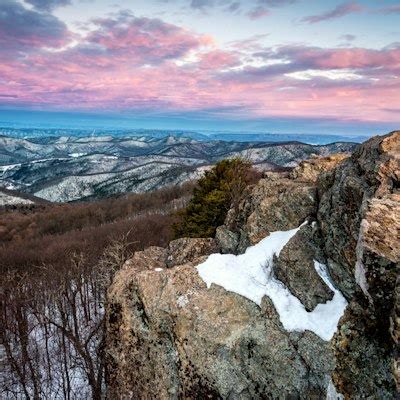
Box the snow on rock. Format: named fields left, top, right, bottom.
left=197, top=223, right=347, bottom=341
left=326, top=379, right=344, bottom=400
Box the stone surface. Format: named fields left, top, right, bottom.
left=220, top=154, right=347, bottom=254
left=223, top=174, right=317, bottom=253
left=317, top=131, right=399, bottom=398
left=106, top=261, right=334, bottom=399
left=290, top=153, right=350, bottom=183
left=121, top=246, right=167, bottom=273
left=166, top=237, right=219, bottom=268
left=215, top=225, right=239, bottom=254
left=362, top=195, right=400, bottom=263
left=274, top=223, right=334, bottom=311
left=390, top=276, right=400, bottom=393
left=317, top=132, right=399, bottom=298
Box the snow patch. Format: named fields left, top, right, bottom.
left=326, top=379, right=344, bottom=399
left=196, top=223, right=347, bottom=341
left=69, top=152, right=87, bottom=158
left=154, top=268, right=163, bottom=272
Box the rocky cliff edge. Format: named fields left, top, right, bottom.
left=105, top=132, right=399, bottom=399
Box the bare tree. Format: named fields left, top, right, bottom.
left=1, top=237, right=131, bottom=399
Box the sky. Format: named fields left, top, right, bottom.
left=0, top=0, right=399, bottom=134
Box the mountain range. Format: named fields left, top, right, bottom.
left=0, top=134, right=356, bottom=203
left=0, top=127, right=369, bottom=144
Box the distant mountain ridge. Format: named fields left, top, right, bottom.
left=0, top=134, right=356, bottom=203
left=0, top=127, right=369, bottom=144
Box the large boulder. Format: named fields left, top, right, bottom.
left=273, top=223, right=334, bottom=311
left=215, top=225, right=240, bottom=254
left=289, top=153, right=349, bottom=183
left=106, top=256, right=334, bottom=399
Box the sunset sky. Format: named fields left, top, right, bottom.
left=0, top=0, right=399, bottom=134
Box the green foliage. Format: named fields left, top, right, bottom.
left=174, top=158, right=253, bottom=238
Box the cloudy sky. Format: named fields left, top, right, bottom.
left=0, top=0, right=399, bottom=133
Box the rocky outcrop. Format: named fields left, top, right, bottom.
left=217, top=154, right=348, bottom=254
left=105, top=132, right=399, bottom=399
left=273, top=223, right=333, bottom=311
left=167, top=237, right=219, bottom=268
left=122, top=246, right=168, bottom=273
left=317, top=132, right=399, bottom=398
left=106, top=246, right=334, bottom=399
left=289, top=153, right=349, bottom=183
left=219, top=172, right=316, bottom=253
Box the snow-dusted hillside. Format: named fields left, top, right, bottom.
left=0, top=188, right=49, bottom=206
left=0, top=191, right=34, bottom=206
left=0, top=134, right=356, bottom=202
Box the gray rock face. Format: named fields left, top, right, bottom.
left=273, top=223, right=334, bottom=311
left=166, top=237, right=219, bottom=268
left=289, top=153, right=350, bottom=183
left=217, top=155, right=348, bottom=255
left=220, top=172, right=317, bottom=253
left=122, top=246, right=168, bottom=273
left=317, top=132, right=399, bottom=398
left=215, top=225, right=240, bottom=254
left=105, top=155, right=349, bottom=399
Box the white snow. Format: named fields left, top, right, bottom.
left=69, top=152, right=87, bottom=158
left=0, top=192, right=34, bottom=206
left=0, top=163, right=21, bottom=174
left=196, top=223, right=347, bottom=341
left=326, top=379, right=344, bottom=399
left=154, top=268, right=163, bottom=272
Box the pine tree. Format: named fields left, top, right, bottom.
left=174, top=158, right=252, bottom=238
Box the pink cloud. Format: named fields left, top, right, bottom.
left=254, top=44, right=400, bottom=71
left=198, top=50, right=240, bottom=70
left=302, top=2, right=364, bottom=24
left=84, top=12, right=213, bottom=64
left=291, top=45, right=400, bottom=71
left=0, top=3, right=399, bottom=126
left=0, top=0, right=72, bottom=54
left=311, top=47, right=400, bottom=70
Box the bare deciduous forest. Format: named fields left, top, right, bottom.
left=0, top=183, right=194, bottom=398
